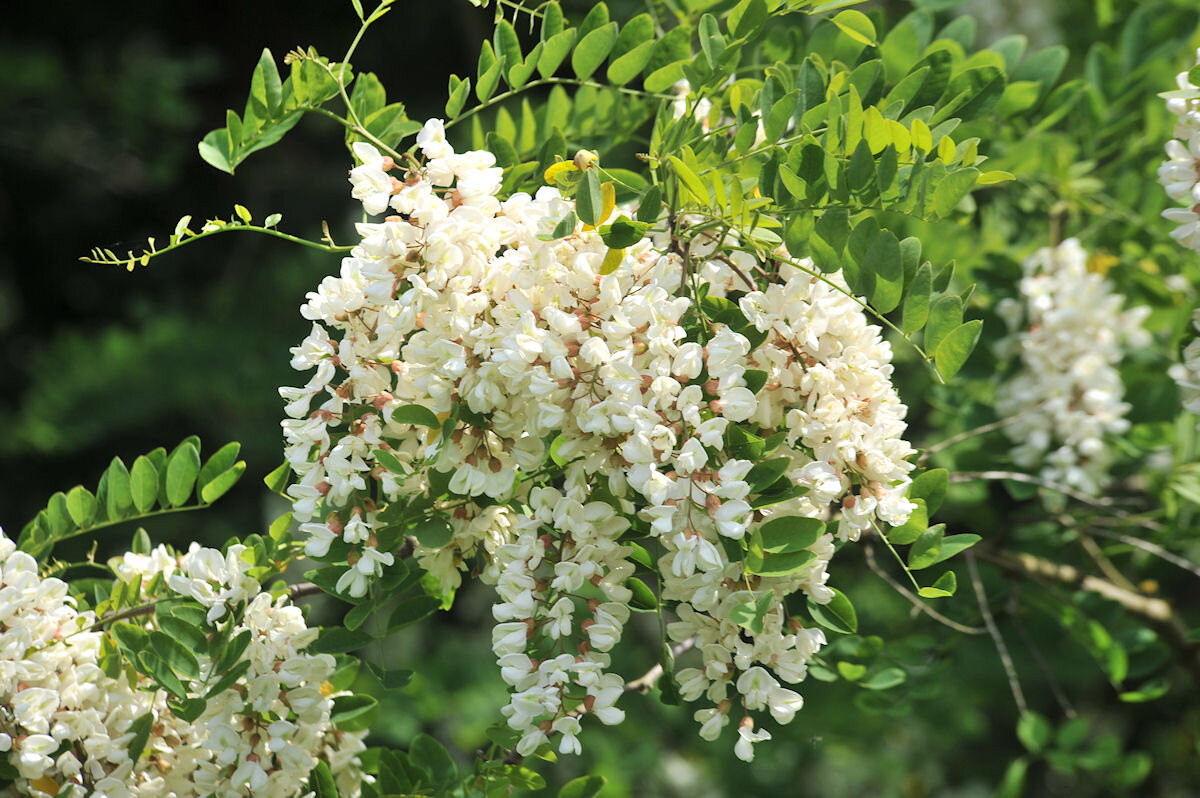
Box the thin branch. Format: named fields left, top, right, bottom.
left=918, top=410, right=1036, bottom=466
left=863, top=541, right=985, bottom=635
left=445, top=77, right=675, bottom=132
left=1006, top=588, right=1076, bottom=719
left=967, top=552, right=1028, bottom=714
left=1077, top=531, right=1139, bottom=593
left=91, top=582, right=323, bottom=631
left=625, top=637, right=696, bottom=693
left=83, top=222, right=354, bottom=271
left=950, top=470, right=1112, bottom=507
left=1084, top=526, right=1200, bottom=580
left=978, top=547, right=1200, bottom=686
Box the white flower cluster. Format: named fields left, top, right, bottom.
left=0, top=530, right=364, bottom=797
left=280, top=119, right=917, bottom=761
left=1159, top=50, right=1200, bottom=249
left=1169, top=309, right=1200, bottom=424
left=994, top=239, right=1149, bottom=495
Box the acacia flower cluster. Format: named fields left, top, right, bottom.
left=280, top=119, right=917, bottom=761
left=1159, top=50, right=1200, bottom=250
left=0, top=530, right=364, bottom=797
left=994, top=239, right=1149, bottom=495
left=1169, top=310, right=1200, bottom=426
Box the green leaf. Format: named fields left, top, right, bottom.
left=312, top=627, right=374, bottom=655
left=199, top=442, right=241, bottom=489
left=745, top=458, right=791, bottom=494
left=538, top=29, right=576, bottom=79
left=902, top=262, right=932, bottom=333
left=865, top=230, right=903, bottom=313
left=165, top=442, right=201, bottom=508
left=637, top=185, right=662, bottom=225
left=754, top=515, right=824, bottom=553
left=934, top=320, right=983, bottom=380
left=924, top=295, right=963, bottom=353
left=600, top=215, right=650, bottom=248
left=909, top=469, right=948, bottom=515
left=918, top=570, right=957, bottom=598
left=494, top=20, right=524, bottom=86
left=332, top=693, right=380, bottom=731
left=930, top=534, right=981, bottom=565
left=201, top=462, right=246, bottom=504
left=66, top=485, right=98, bottom=527
left=264, top=460, right=290, bottom=494
left=158, top=616, right=208, bottom=657
left=572, top=22, right=617, bottom=81
left=730, top=590, right=774, bottom=635
left=132, top=527, right=151, bottom=555
left=412, top=733, right=458, bottom=789
left=831, top=9, right=877, bottom=46
left=628, top=576, right=658, bottom=610
left=445, top=75, right=471, bottom=118
left=392, top=404, right=441, bottom=428
left=310, top=760, right=340, bottom=798
left=837, top=661, right=867, bottom=681
left=577, top=169, right=604, bottom=226
left=886, top=498, right=927, bottom=545
left=411, top=516, right=454, bottom=548
left=105, top=457, right=133, bottom=519
left=127, top=711, right=153, bottom=762
left=151, top=630, right=201, bottom=679
left=388, top=595, right=441, bottom=631
left=698, top=14, right=726, bottom=69
left=907, top=525, right=945, bottom=570
left=1017, top=711, right=1052, bottom=754
left=559, top=776, right=607, bottom=798
left=862, top=667, right=908, bottom=690
left=668, top=156, right=709, bottom=206
left=138, top=650, right=188, bottom=699
left=746, top=548, right=817, bottom=578
left=129, top=456, right=159, bottom=514
left=730, top=0, right=768, bottom=38
left=932, top=168, right=980, bottom=218
left=807, top=587, right=858, bottom=633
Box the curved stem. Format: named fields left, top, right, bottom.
left=445, top=77, right=675, bottom=132
left=83, top=223, right=354, bottom=271
left=967, top=552, right=1028, bottom=715
left=863, top=541, right=985, bottom=636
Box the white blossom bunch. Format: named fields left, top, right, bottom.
left=994, top=239, right=1149, bottom=495
left=1169, top=309, right=1200, bottom=424
left=1158, top=50, right=1200, bottom=250
left=280, top=119, right=918, bottom=761
left=0, top=530, right=364, bottom=798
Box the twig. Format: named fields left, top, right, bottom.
left=918, top=411, right=1033, bottom=466
left=1084, top=526, right=1200, bottom=580
left=625, top=637, right=696, bottom=693
left=950, top=470, right=1112, bottom=507
left=863, top=541, right=985, bottom=635
left=1077, top=531, right=1138, bottom=593
left=91, top=581, right=323, bottom=631
left=978, top=548, right=1200, bottom=685
left=967, top=552, right=1028, bottom=714
left=1007, top=588, right=1076, bottom=719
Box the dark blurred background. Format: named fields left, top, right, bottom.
left=3, top=2, right=1197, bottom=796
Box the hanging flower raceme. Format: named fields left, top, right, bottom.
left=280, top=119, right=918, bottom=761
left=993, top=239, right=1149, bottom=495
left=0, top=530, right=365, bottom=798
left=1159, top=50, right=1200, bottom=250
